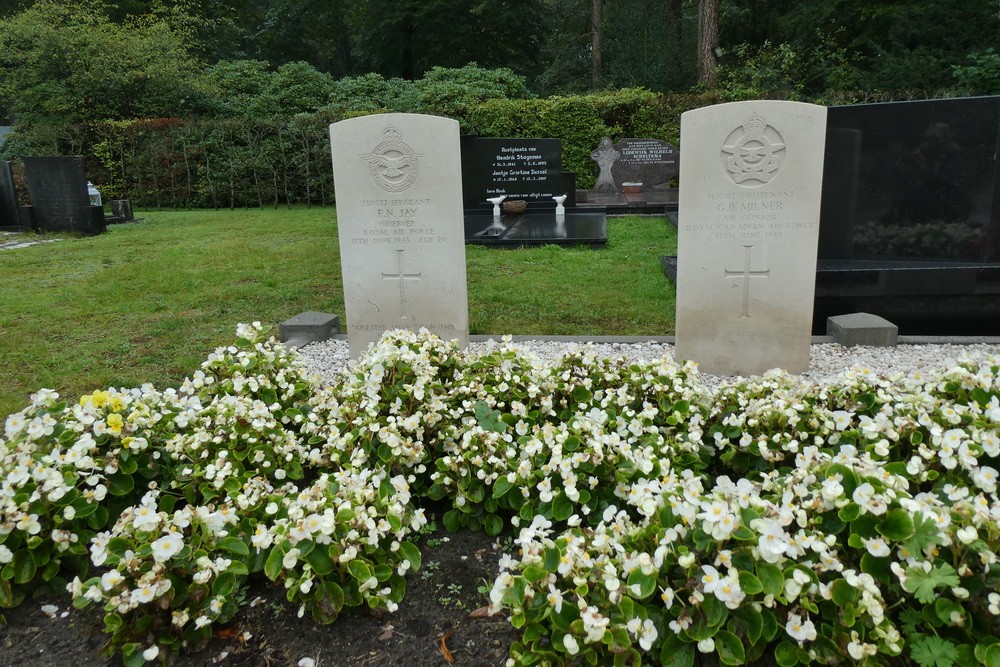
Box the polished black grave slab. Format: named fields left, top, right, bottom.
left=465, top=212, right=606, bottom=247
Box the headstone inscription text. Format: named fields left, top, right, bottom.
left=461, top=137, right=574, bottom=207
left=675, top=101, right=827, bottom=375
left=330, top=113, right=469, bottom=356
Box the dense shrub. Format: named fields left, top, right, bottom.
left=469, top=89, right=719, bottom=188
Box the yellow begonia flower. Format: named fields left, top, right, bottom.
left=106, top=413, right=124, bottom=435
left=81, top=390, right=109, bottom=409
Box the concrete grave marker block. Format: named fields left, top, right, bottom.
left=827, top=312, right=898, bottom=347
left=675, top=101, right=827, bottom=375
left=330, top=113, right=469, bottom=356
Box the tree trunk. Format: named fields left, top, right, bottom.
left=697, top=0, right=720, bottom=88
left=666, top=0, right=683, bottom=48
left=591, top=0, right=604, bottom=89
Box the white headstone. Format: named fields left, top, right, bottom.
left=675, top=101, right=827, bottom=375
left=330, top=113, right=469, bottom=356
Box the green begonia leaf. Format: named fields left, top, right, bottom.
left=659, top=634, right=694, bottom=667
left=217, top=536, right=250, bottom=557
left=877, top=509, right=915, bottom=540
left=756, top=562, right=784, bottom=597
left=715, top=630, right=745, bottom=665
left=775, top=641, right=798, bottom=667
left=737, top=571, right=763, bottom=595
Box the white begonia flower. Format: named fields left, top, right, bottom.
left=581, top=605, right=609, bottom=643
left=847, top=631, right=877, bottom=659
left=563, top=634, right=580, bottom=655
left=698, top=638, right=715, bottom=653
left=864, top=537, right=891, bottom=558
left=956, top=526, right=978, bottom=544
left=0, top=545, right=13, bottom=564
left=546, top=585, right=564, bottom=613
left=151, top=533, right=185, bottom=563
left=700, top=565, right=723, bottom=595
left=638, top=619, right=657, bottom=651
left=132, top=505, right=160, bottom=532
left=756, top=520, right=788, bottom=563
left=131, top=584, right=158, bottom=605
left=101, top=570, right=125, bottom=590
left=283, top=547, right=301, bottom=569
left=142, top=646, right=160, bottom=662
left=785, top=613, right=817, bottom=642
left=16, top=514, right=41, bottom=535
left=972, top=466, right=998, bottom=493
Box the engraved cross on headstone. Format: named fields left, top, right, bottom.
left=724, top=245, right=770, bottom=318
left=382, top=249, right=421, bottom=319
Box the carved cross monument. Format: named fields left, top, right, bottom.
left=675, top=101, right=827, bottom=375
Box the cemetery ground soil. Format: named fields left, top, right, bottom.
left=0, top=521, right=519, bottom=666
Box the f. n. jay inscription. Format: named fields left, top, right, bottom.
left=330, top=113, right=469, bottom=356
left=675, top=101, right=827, bottom=375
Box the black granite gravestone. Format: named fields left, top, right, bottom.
left=580, top=137, right=679, bottom=211
left=611, top=138, right=679, bottom=190
left=815, top=95, right=1000, bottom=333
left=0, top=161, right=19, bottom=229
left=461, top=137, right=576, bottom=208
left=23, top=156, right=105, bottom=235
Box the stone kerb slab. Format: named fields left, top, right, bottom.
left=675, top=101, right=827, bottom=375
left=330, top=113, right=469, bottom=356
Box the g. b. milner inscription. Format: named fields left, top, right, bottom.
left=721, top=112, right=785, bottom=186
left=359, top=126, right=421, bottom=192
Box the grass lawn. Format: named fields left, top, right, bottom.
left=0, top=208, right=677, bottom=417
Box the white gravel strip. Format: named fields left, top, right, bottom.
left=296, top=338, right=1000, bottom=388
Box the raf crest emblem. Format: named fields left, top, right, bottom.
left=720, top=112, right=785, bottom=186
left=359, top=126, right=421, bottom=192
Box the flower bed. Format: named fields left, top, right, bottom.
left=1, top=325, right=999, bottom=665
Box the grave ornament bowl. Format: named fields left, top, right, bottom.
left=502, top=199, right=527, bottom=215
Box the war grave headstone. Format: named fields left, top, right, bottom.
left=330, top=113, right=469, bottom=356
left=22, top=157, right=106, bottom=235
left=461, top=136, right=607, bottom=247
left=0, top=161, right=19, bottom=230
left=814, top=95, right=1000, bottom=333
left=675, top=101, right=827, bottom=375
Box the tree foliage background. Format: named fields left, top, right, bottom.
left=0, top=0, right=997, bottom=208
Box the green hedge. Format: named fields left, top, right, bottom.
left=469, top=88, right=724, bottom=189
left=3, top=89, right=729, bottom=205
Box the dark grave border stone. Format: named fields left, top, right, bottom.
left=23, top=156, right=105, bottom=235
left=465, top=211, right=606, bottom=248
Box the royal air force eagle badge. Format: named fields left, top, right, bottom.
left=359, top=126, right=421, bottom=192
left=720, top=112, right=785, bottom=186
